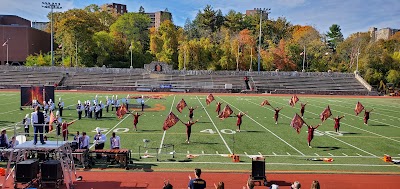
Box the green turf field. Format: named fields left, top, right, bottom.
left=1, top=91, right=400, bottom=173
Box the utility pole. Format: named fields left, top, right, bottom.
left=42, top=2, right=62, bottom=66
left=129, top=42, right=133, bottom=69
left=302, top=45, right=306, bottom=72
left=356, top=47, right=360, bottom=74
left=256, top=8, right=270, bottom=72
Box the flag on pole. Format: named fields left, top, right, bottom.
left=176, top=99, right=187, bottom=113
left=218, top=105, right=233, bottom=119
left=2, top=39, right=8, bottom=47
left=116, top=104, right=128, bottom=119
left=260, top=100, right=271, bottom=106
left=206, top=94, right=215, bottom=105
left=290, top=113, right=304, bottom=134
left=163, top=112, right=180, bottom=131
left=320, top=106, right=332, bottom=122
left=49, top=111, right=56, bottom=131
left=289, top=95, right=299, bottom=107
left=354, top=101, right=364, bottom=116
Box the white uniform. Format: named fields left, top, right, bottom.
left=110, top=136, right=121, bottom=149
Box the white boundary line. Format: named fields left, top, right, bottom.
left=158, top=95, right=176, bottom=153
left=218, top=97, right=305, bottom=156
left=196, top=96, right=233, bottom=154
left=247, top=98, right=378, bottom=157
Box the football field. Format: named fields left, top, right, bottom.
left=0, top=91, right=400, bottom=173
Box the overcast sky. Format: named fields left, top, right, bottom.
left=1, top=0, right=399, bottom=37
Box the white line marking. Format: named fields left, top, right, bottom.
left=328, top=153, right=334, bottom=156
left=258, top=152, right=263, bottom=156
left=342, top=153, right=348, bottom=156
left=219, top=97, right=305, bottom=156
left=202, top=151, right=205, bottom=154
left=272, top=152, right=277, bottom=155
left=197, top=96, right=232, bottom=154
left=158, top=95, right=176, bottom=153
left=0, top=109, right=19, bottom=115
left=216, top=151, right=219, bottom=154
left=314, top=153, right=320, bottom=156
left=187, top=151, right=190, bottom=154
left=357, top=153, right=363, bottom=156
left=244, top=152, right=249, bottom=157
left=287, top=152, right=291, bottom=155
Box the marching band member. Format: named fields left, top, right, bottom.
left=0, top=130, right=9, bottom=148
left=43, top=101, right=49, bottom=115
left=49, top=99, right=55, bottom=112
left=80, top=132, right=90, bottom=149
left=111, top=95, right=115, bottom=111
left=76, top=100, right=83, bottom=120
left=23, top=114, right=31, bottom=137
left=95, top=103, right=101, bottom=120
left=58, top=97, right=64, bottom=117
left=99, top=101, right=104, bottom=118
left=88, top=101, right=94, bottom=118
left=110, top=132, right=120, bottom=149
left=106, top=96, right=111, bottom=113
left=94, top=127, right=107, bottom=158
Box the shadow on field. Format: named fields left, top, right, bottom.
left=77, top=181, right=149, bottom=189
left=243, top=130, right=264, bottom=133
left=197, top=121, right=210, bottom=124
left=369, top=124, right=388, bottom=127
left=343, top=132, right=359, bottom=135
left=316, top=146, right=340, bottom=151
left=140, top=129, right=161, bottom=132
left=190, top=141, right=219, bottom=145
left=268, top=180, right=292, bottom=187
left=130, top=163, right=157, bottom=172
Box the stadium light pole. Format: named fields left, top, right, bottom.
left=129, top=42, right=133, bottom=69
left=257, top=8, right=270, bottom=72
left=42, top=2, right=62, bottom=66
left=355, top=47, right=360, bottom=74
left=302, top=45, right=306, bottom=72
left=2, top=39, right=9, bottom=65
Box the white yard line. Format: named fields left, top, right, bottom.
left=196, top=96, right=233, bottom=154
left=158, top=95, right=176, bottom=154
left=0, top=109, right=19, bottom=115
left=218, top=97, right=305, bottom=156
left=250, top=98, right=379, bottom=158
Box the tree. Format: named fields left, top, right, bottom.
left=224, top=10, right=243, bottom=33
left=326, top=24, right=344, bottom=52
left=271, top=39, right=296, bottom=71
left=139, top=6, right=145, bottom=14
left=386, top=70, right=400, bottom=86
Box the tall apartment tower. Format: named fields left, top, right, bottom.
left=145, top=11, right=172, bottom=29
left=105, top=3, right=128, bottom=15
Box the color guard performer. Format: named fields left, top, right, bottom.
left=364, top=109, right=373, bottom=125
left=273, top=107, right=284, bottom=124
left=181, top=119, right=199, bottom=144
left=61, top=120, right=75, bottom=141
left=300, top=102, right=307, bottom=117
left=188, top=106, right=198, bottom=121
left=133, top=112, right=144, bottom=131
left=234, top=112, right=246, bottom=132
left=307, top=123, right=321, bottom=148
left=216, top=102, right=222, bottom=115
left=333, top=115, right=345, bottom=133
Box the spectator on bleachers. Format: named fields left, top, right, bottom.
left=188, top=168, right=206, bottom=189
left=311, top=180, right=320, bottom=189
left=291, top=181, right=301, bottom=189
left=0, top=130, right=9, bottom=148
left=214, top=181, right=224, bottom=189
left=9, top=136, right=19, bottom=148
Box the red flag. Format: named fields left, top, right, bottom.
left=206, top=94, right=215, bottom=105
left=163, top=112, right=180, bottom=131
left=176, top=99, right=187, bottom=113
left=49, top=111, right=56, bottom=131
left=290, top=113, right=304, bottom=134
left=218, top=105, right=233, bottom=119
left=116, top=104, right=128, bottom=119
left=354, top=101, right=364, bottom=116
left=260, top=100, right=270, bottom=106
left=320, top=106, right=332, bottom=121
left=289, top=95, right=299, bottom=107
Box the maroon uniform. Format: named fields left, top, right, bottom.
left=189, top=108, right=195, bottom=120
left=364, top=110, right=371, bottom=124
left=334, top=116, right=344, bottom=132
left=133, top=113, right=142, bottom=130
left=184, top=121, right=196, bottom=143
left=300, top=103, right=306, bottom=117
left=307, top=124, right=320, bottom=147
left=274, top=107, right=282, bottom=124
left=216, top=102, right=222, bottom=115
left=236, top=113, right=244, bottom=131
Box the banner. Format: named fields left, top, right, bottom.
left=20, top=86, right=55, bottom=106
left=354, top=101, right=364, bottom=116
left=163, top=112, right=180, bottom=131
left=176, top=99, right=187, bottom=113
left=320, top=106, right=332, bottom=122
left=206, top=94, right=215, bottom=105
left=218, top=105, right=233, bottom=119
left=290, top=113, right=304, bottom=134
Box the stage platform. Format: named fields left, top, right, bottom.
left=15, top=140, right=69, bottom=150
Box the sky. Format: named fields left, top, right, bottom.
left=1, top=0, right=399, bottom=38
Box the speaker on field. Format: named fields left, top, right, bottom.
left=16, top=159, right=39, bottom=182
left=41, top=160, right=63, bottom=181
left=251, top=160, right=265, bottom=179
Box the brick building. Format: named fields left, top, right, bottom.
left=105, top=3, right=128, bottom=15
left=0, top=15, right=50, bottom=65
left=145, top=11, right=172, bottom=29
left=245, top=8, right=269, bottom=20
left=369, top=27, right=400, bottom=41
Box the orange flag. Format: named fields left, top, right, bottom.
left=49, top=111, right=56, bottom=131
left=320, top=106, right=332, bottom=122
left=290, top=113, right=304, bottom=134
left=354, top=101, right=364, bottom=116
left=163, top=112, right=180, bottom=131
left=206, top=94, right=215, bottom=105
left=289, top=95, right=299, bottom=107
left=218, top=105, right=234, bottom=119
left=260, top=100, right=271, bottom=106
left=116, top=104, right=128, bottom=119
left=176, top=99, right=187, bottom=113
